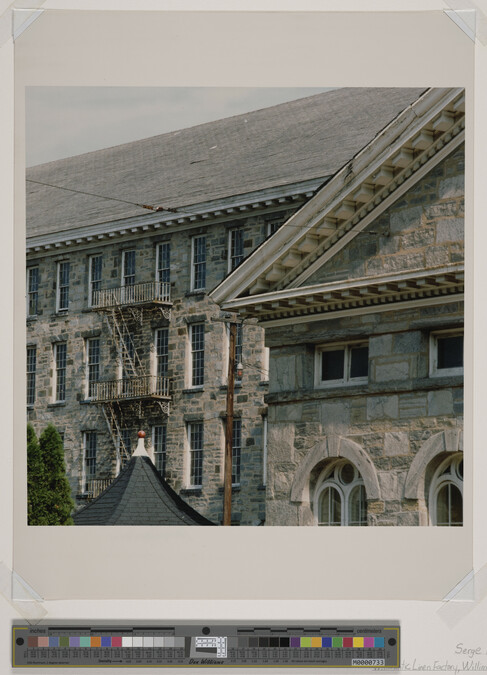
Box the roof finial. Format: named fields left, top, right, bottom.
left=132, top=430, right=150, bottom=459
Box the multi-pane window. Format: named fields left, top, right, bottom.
left=229, top=229, right=244, bottom=271
left=232, top=419, right=242, bottom=486
left=153, top=425, right=167, bottom=477
left=188, top=422, right=203, bottom=487
left=27, top=267, right=39, bottom=316
left=191, top=236, right=206, bottom=290
left=83, top=431, right=97, bottom=490
left=267, top=221, right=281, bottom=236
left=156, top=243, right=171, bottom=284
left=315, top=461, right=367, bottom=526
left=54, top=342, right=67, bottom=402
left=430, top=455, right=463, bottom=526
left=26, top=346, right=36, bottom=406
left=155, top=328, right=169, bottom=378
left=56, top=261, right=70, bottom=311
left=190, top=323, right=205, bottom=387
left=119, top=428, right=133, bottom=469
left=89, top=255, right=102, bottom=306
left=86, top=338, right=100, bottom=398
left=430, top=331, right=464, bottom=376
left=122, top=250, right=136, bottom=286
left=316, top=342, right=368, bottom=387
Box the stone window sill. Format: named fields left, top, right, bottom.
left=183, top=387, right=204, bottom=394
left=48, top=402, right=66, bottom=408
left=185, top=290, right=206, bottom=297
left=180, top=488, right=203, bottom=495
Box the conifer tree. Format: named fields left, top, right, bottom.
left=38, top=424, right=75, bottom=525
left=27, top=424, right=45, bottom=525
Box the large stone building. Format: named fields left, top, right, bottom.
left=26, top=86, right=458, bottom=526
left=212, top=87, right=465, bottom=526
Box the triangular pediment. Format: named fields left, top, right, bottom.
left=210, top=87, right=465, bottom=316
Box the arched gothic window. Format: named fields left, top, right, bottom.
left=429, top=454, right=463, bottom=526
left=314, top=461, right=367, bottom=526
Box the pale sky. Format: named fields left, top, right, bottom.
left=26, top=87, right=335, bottom=167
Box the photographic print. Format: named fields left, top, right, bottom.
left=25, top=86, right=465, bottom=528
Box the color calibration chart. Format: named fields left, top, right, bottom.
left=13, top=624, right=400, bottom=668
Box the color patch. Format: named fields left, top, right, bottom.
left=153, top=637, right=164, bottom=648
left=91, top=637, right=101, bottom=648
left=122, top=637, right=132, bottom=648
left=269, top=637, right=279, bottom=648
left=101, top=637, right=111, bottom=648
left=301, top=637, right=312, bottom=648
left=332, top=637, right=343, bottom=648
left=249, top=637, right=258, bottom=648
left=259, top=637, right=269, bottom=648
left=133, top=636, right=143, bottom=648
left=364, top=637, right=374, bottom=648
left=164, top=637, right=174, bottom=648
left=69, top=637, right=80, bottom=648
left=375, top=637, right=385, bottom=648
left=80, top=637, right=91, bottom=648
left=280, top=637, right=290, bottom=648
left=174, top=637, right=185, bottom=648
left=354, top=637, right=364, bottom=648
left=38, top=637, right=49, bottom=648
left=322, top=637, right=332, bottom=648
left=311, top=637, right=322, bottom=648
left=49, top=637, right=59, bottom=647
left=290, top=637, right=300, bottom=648
left=27, top=636, right=38, bottom=648
left=343, top=637, right=353, bottom=648
left=112, top=636, right=122, bottom=648
left=59, top=637, right=69, bottom=648
left=143, top=636, right=153, bottom=648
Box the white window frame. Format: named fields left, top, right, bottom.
left=26, top=345, right=37, bottom=406
left=56, top=261, right=70, bottom=312
left=85, top=337, right=100, bottom=399
left=154, top=328, right=169, bottom=378
left=315, top=341, right=369, bottom=388
left=313, top=460, right=367, bottom=526
left=429, top=454, right=463, bottom=526
left=267, top=220, right=281, bottom=236
left=228, top=228, right=244, bottom=272
left=156, top=242, right=171, bottom=284
left=53, top=342, right=67, bottom=403
left=190, top=235, right=206, bottom=291
left=152, top=424, right=167, bottom=477
left=27, top=266, right=39, bottom=317
left=188, top=323, right=205, bottom=388
left=122, top=249, right=136, bottom=287
left=88, top=254, right=103, bottom=307
left=186, top=422, right=204, bottom=488
left=231, top=418, right=242, bottom=486
left=429, top=329, right=464, bottom=377
left=262, top=346, right=270, bottom=382
left=82, top=431, right=97, bottom=493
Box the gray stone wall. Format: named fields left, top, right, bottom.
left=26, top=208, right=294, bottom=525
left=305, top=145, right=464, bottom=286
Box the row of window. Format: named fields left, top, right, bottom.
left=315, top=456, right=463, bottom=526
left=26, top=323, right=247, bottom=405
left=81, top=418, right=246, bottom=492
left=315, top=330, right=463, bottom=387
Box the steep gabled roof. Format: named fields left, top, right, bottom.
left=26, top=88, right=425, bottom=237
left=210, top=87, right=465, bottom=314
left=73, top=455, right=215, bottom=526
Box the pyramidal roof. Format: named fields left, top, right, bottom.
left=73, top=436, right=215, bottom=526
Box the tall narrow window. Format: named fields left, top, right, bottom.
left=56, top=261, right=70, bottom=311
left=26, top=346, right=37, bottom=406
left=188, top=422, right=203, bottom=487
left=429, top=455, right=463, bottom=526
left=119, top=428, right=133, bottom=469
left=190, top=323, right=205, bottom=387
left=122, top=250, right=136, bottom=286
left=235, top=324, right=243, bottom=383
left=153, top=425, right=167, bottom=477
left=86, top=338, right=100, bottom=399
left=27, top=267, right=39, bottom=316
left=54, top=342, right=67, bottom=402
left=83, top=431, right=97, bottom=491
left=191, top=236, right=206, bottom=290
left=156, top=243, right=171, bottom=284
left=232, top=419, right=242, bottom=486
left=121, top=333, right=135, bottom=395
left=89, top=255, right=102, bottom=306
left=155, top=328, right=169, bottom=377
left=267, top=221, right=281, bottom=236
left=229, top=229, right=244, bottom=271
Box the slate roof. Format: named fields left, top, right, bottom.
left=73, top=455, right=215, bottom=526
left=26, top=87, right=426, bottom=237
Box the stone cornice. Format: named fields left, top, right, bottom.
left=220, top=264, right=464, bottom=324
left=26, top=177, right=324, bottom=255
left=210, top=87, right=465, bottom=304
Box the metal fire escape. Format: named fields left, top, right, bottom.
left=90, top=281, right=172, bottom=471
